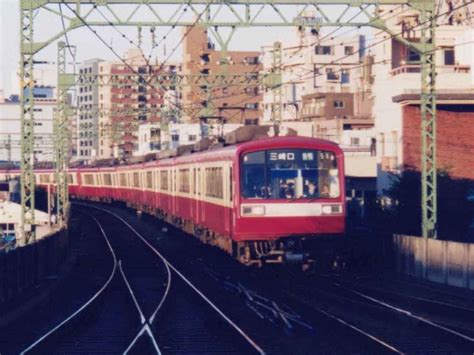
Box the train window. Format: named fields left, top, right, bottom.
left=133, top=172, right=140, bottom=188
left=120, top=173, right=127, bottom=187
left=179, top=169, right=190, bottom=193
left=205, top=167, right=223, bottom=199
left=103, top=173, right=112, bottom=186
left=40, top=174, right=50, bottom=184
left=173, top=170, right=177, bottom=193
left=241, top=149, right=339, bottom=199
left=196, top=168, right=201, bottom=196
left=160, top=170, right=168, bottom=191
left=67, top=174, right=74, bottom=184
left=229, top=167, right=233, bottom=202
left=84, top=174, right=94, bottom=186
left=146, top=171, right=153, bottom=189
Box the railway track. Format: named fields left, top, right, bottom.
left=78, top=203, right=411, bottom=354
left=325, top=275, right=474, bottom=338
left=0, top=214, right=115, bottom=354
left=9, top=205, right=264, bottom=354
left=276, top=270, right=474, bottom=354
left=13, top=201, right=473, bottom=354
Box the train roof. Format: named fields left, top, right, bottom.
left=0, top=130, right=343, bottom=174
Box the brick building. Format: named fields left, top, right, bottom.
left=182, top=25, right=262, bottom=126
left=97, top=49, right=180, bottom=159
left=393, top=94, right=474, bottom=180
left=372, top=6, right=474, bottom=192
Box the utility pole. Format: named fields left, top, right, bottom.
left=419, top=2, right=437, bottom=238
left=56, top=41, right=75, bottom=226
left=271, top=41, right=283, bottom=129
left=19, top=2, right=36, bottom=245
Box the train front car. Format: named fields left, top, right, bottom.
left=233, top=137, right=345, bottom=265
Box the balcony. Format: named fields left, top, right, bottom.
left=390, top=64, right=470, bottom=76
left=381, top=156, right=399, bottom=172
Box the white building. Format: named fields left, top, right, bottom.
left=261, top=28, right=367, bottom=123
left=135, top=123, right=243, bottom=155
left=0, top=100, right=56, bottom=162
left=76, top=58, right=103, bottom=162
left=371, top=6, right=474, bottom=192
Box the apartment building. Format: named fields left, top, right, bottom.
left=76, top=58, right=103, bottom=161
left=96, top=49, right=181, bottom=159
left=261, top=28, right=372, bottom=126
left=372, top=6, right=474, bottom=191
left=0, top=88, right=57, bottom=162
left=182, top=25, right=262, bottom=126
left=135, top=122, right=242, bottom=156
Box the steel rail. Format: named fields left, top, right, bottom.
left=20, top=213, right=118, bottom=354
left=282, top=289, right=403, bottom=354
left=118, top=261, right=162, bottom=354
left=333, top=283, right=474, bottom=343
left=80, top=202, right=266, bottom=355
left=334, top=280, right=474, bottom=314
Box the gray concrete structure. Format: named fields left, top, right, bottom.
left=394, top=234, right=474, bottom=291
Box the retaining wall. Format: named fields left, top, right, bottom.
left=393, top=234, right=474, bottom=290
left=0, top=229, right=69, bottom=308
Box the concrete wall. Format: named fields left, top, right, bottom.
left=394, top=234, right=474, bottom=290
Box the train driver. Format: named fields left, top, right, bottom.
left=305, top=181, right=318, bottom=198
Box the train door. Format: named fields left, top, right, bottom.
left=196, top=167, right=202, bottom=224
left=172, top=167, right=177, bottom=216
left=223, top=163, right=232, bottom=234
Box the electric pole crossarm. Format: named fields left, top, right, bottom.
left=22, top=0, right=412, bottom=57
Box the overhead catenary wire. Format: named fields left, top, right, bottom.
left=62, top=1, right=209, bottom=119
left=24, top=1, right=473, bottom=153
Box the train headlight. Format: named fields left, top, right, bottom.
left=241, top=205, right=265, bottom=216
left=322, top=204, right=342, bottom=215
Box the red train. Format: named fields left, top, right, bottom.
left=4, top=136, right=346, bottom=265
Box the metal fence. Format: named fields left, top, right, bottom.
left=0, top=229, right=69, bottom=308
left=393, top=234, right=474, bottom=290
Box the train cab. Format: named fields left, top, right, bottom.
left=232, top=137, right=345, bottom=264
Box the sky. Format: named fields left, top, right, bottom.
left=0, top=0, right=374, bottom=97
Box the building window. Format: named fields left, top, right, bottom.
left=245, top=103, right=258, bottom=110
left=407, top=48, right=420, bottom=62
left=244, top=118, right=258, bottom=125
left=245, top=87, right=259, bottom=96
left=341, top=70, right=350, bottom=84
left=245, top=72, right=258, bottom=80
left=313, top=66, right=320, bottom=88
left=334, top=100, right=344, bottom=108
left=244, top=56, right=260, bottom=65
left=444, top=48, right=455, bottom=65
left=315, top=45, right=333, bottom=55
left=171, top=134, right=179, bottom=142
left=188, top=135, right=197, bottom=141
left=326, top=68, right=339, bottom=81
left=344, top=46, right=354, bottom=55
left=350, top=137, right=360, bottom=146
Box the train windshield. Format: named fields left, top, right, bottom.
left=241, top=149, right=339, bottom=200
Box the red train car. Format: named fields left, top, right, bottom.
left=30, top=136, right=346, bottom=265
